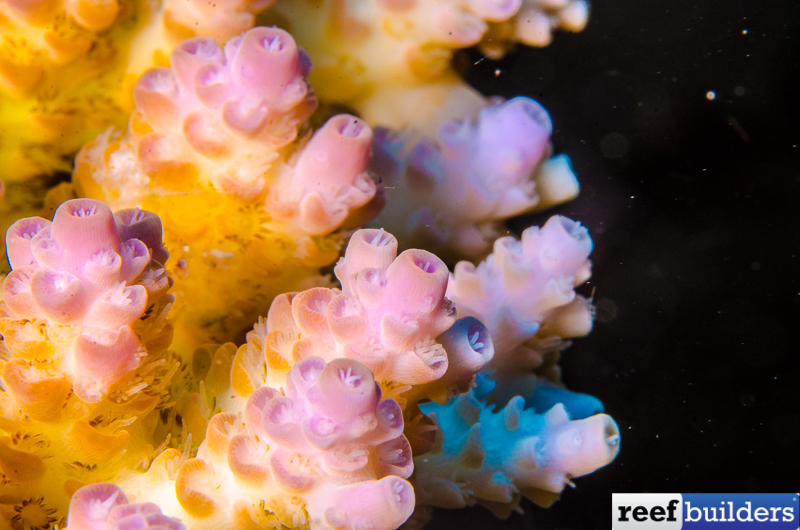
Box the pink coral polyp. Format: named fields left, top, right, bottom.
left=51, top=199, right=122, bottom=267
left=74, top=326, right=142, bottom=384
left=227, top=28, right=308, bottom=106
left=303, top=358, right=381, bottom=427
left=30, top=269, right=88, bottom=323
left=5, top=216, right=51, bottom=269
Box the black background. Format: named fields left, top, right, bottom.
left=433, top=1, right=800, bottom=528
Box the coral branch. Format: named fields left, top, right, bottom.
left=370, top=98, right=579, bottom=259
left=2, top=198, right=171, bottom=400
left=480, top=0, right=590, bottom=57
left=413, top=389, right=619, bottom=517
left=233, top=228, right=494, bottom=409
left=0, top=0, right=274, bottom=182
left=446, top=215, right=593, bottom=381
left=117, top=357, right=416, bottom=530
left=90, top=27, right=315, bottom=203
left=73, top=27, right=381, bottom=349
left=270, top=0, right=588, bottom=134
left=0, top=198, right=175, bottom=525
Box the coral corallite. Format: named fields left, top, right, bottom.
left=0, top=198, right=176, bottom=526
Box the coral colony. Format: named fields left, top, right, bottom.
left=0, top=1, right=620, bottom=530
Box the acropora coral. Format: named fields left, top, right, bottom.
left=0, top=0, right=277, bottom=280
left=53, top=226, right=613, bottom=530
left=228, top=228, right=496, bottom=418
left=0, top=1, right=620, bottom=529
left=0, top=0, right=586, bottom=181
left=447, top=215, right=594, bottom=395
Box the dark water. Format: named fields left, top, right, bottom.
left=434, top=1, right=800, bottom=528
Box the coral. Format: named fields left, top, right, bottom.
left=369, top=97, right=580, bottom=259
left=0, top=176, right=48, bottom=274
left=230, top=228, right=494, bottom=410
left=0, top=0, right=276, bottom=285
left=0, top=0, right=274, bottom=182
left=78, top=27, right=317, bottom=205
left=4, top=208, right=618, bottom=530
left=0, top=2, right=623, bottom=528
left=0, top=0, right=130, bottom=180
left=413, top=388, right=619, bottom=518
left=269, top=0, right=587, bottom=135
left=446, top=214, right=594, bottom=389
left=2, top=198, right=172, bottom=400
left=478, top=0, right=590, bottom=58
left=0, top=198, right=176, bottom=525
left=118, top=357, right=416, bottom=530
left=72, top=27, right=381, bottom=349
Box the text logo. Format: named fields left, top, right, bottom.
left=613, top=493, right=799, bottom=529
